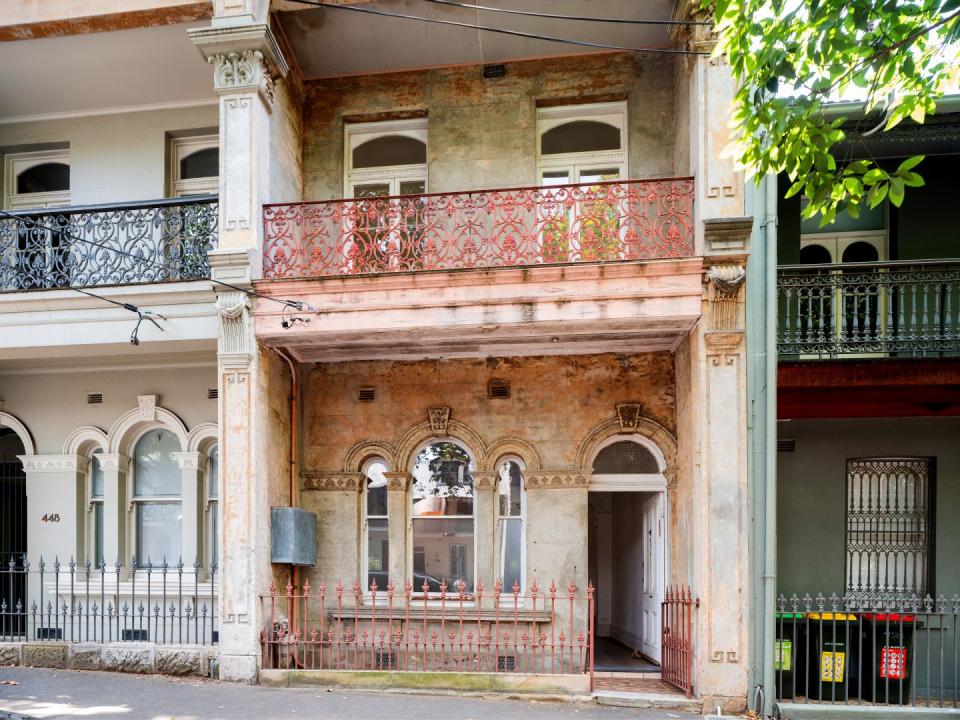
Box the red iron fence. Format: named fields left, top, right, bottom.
left=261, top=578, right=595, bottom=682
left=662, top=585, right=698, bottom=697
left=262, top=177, right=695, bottom=280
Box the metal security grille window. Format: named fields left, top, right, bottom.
left=845, top=457, right=934, bottom=603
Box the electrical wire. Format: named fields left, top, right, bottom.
left=417, top=0, right=712, bottom=27
left=0, top=207, right=309, bottom=312
left=285, top=0, right=709, bottom=56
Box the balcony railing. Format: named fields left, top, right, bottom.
left=0, top=195, right=218, bottom=293
left=262, top=177, right=695, bottom=280
left=777, top=259, right=960, bottom=357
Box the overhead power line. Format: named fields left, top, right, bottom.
left=417, top=0, right=713, bottom=27
left=287, top=0, right=709, bottom=56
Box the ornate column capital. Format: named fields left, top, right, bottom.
left=216, top=291, right=252, bottom=369
left=172, top=451, right=202, bottom=472
left=472, top=471, right=498, bottom=490
left=705, top=263, right=747, bottom=332
left=383, top=472, right=411, bottom=491
left=96, top=453, right=131, bottom=474
left=17, top=454, right=80, bottom=474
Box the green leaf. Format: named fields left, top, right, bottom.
left=897, top=155, right=925, bottom=172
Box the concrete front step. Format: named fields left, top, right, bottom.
left=593, top=689, right=703, bottom=713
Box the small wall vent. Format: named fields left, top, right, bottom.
left=777, top=439, right=796, bottom=452
left=86, top=393, right=103, bottom=405
left=358, top=386, right=376, bottom=402
left=488, top=379, right=510, bottom=399
left=208, top=387, right=218, bottom=400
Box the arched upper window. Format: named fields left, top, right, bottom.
left=537, top=103, right=626, bottom=185
left=345, top=119, right=428, bottom=198
left=132, top=429, right=182, bottom=564
left=593, top=440, right=660, bottom=474
left=16, top=163, right=70, bottom=194
left=411, top=440, right=475, bottom=592
left=5, top=150, right=71, bottom=210
left=169, top=134, right=219, bottom=197
left=497, top=458, right=525, bottom=591
left=353, top=135, right=426, bottom=169
left=363, top=458, right=389, bottom=590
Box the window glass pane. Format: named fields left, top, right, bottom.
left=367, top=517, right=389, bottom=589
left=353, top=135, right=426, bottom=169
left=94, top=502, right=104, bottom=568
left=800, top=244, right=832, bottom=264
left=133, top=430, right=181, bottom=497
left=592, top=441, right=659, bottom=474
left=366, top=460, right=388, bottom=516
left=210, top=501, right=218, bottom=569
left=136, top=502, right=182, bottom=563
left=16, top=162, right=70, bottom=194
left=542, top=171, right=570, bottom=186
left=91, top=449, right=104, bottom=498
left=541, top=120, right=620, bottom=155
left=180, top=148, right=219, bottom=180
left=353, top=183, right=391, bottom=199
left=208, top=445, right=218, bottom=498
left=412, top=442, right=474, bottom=517
left=501, top=518, right=522, bottom=591
left=412, top=517, right=473, bottom=591
left=578, top=169, right=620, bottom=184
left=399, top=180, right=426, bottom=195
left=498, top=460, right=523, bottom=517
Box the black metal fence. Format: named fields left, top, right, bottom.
left=0, top=195, right=218, bottom=292
left=0, top=557, right=217, bottom=645
left=774, top=592, right=960, bottom=709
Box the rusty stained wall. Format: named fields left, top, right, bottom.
left=301, top=52, right=679, bottom=201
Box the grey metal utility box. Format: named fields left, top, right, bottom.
left=270, top=507, right=317, bottom=566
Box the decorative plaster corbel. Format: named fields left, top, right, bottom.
left=615, top=402, right=643, bottom=432
left=428, top=407, right=451, bottom=435
left=706, top=264, right=747, bottom=331
left=209, top=50, right=275, bottom=107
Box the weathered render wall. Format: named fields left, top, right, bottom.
left=0, top=104, right=218, bottom=205
left=301, top=52, right=679, bottom=200
left=300, top=352, right=676, bottom=586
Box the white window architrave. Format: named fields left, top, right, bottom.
left=495, top=455, right=526, bottom=596
left=4, top=149, right=71, bottom=210
left=361, top=457, right=390, bottom=595
left=536, top=102, right=628, bottom=184
left=589, top=435, right=668, bottom=493
left=409, top=438, right=477, bottom=596
left=168, top=134, right=219, bottom=197
left=344, top=118, right=428, bottom=198
left=128, top=427, right=183, bottom=567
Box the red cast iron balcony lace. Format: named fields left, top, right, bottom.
left=262, top=177, right=695, bottom=280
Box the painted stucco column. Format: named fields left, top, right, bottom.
left=473, top=472, right=497, bottom=594
left=383, top=472, right=410, bottom=587
left=97, top=453, right=130, bottom=570
left=18, top=455, right=81, bottom=569
left=173, top=452, right=203, bottom=564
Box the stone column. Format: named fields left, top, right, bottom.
left=173, top=452, right=203, bottom=564
left=18, top=455, right=81, bottom=566
left=472, top=472, right=497, bottom=593
left=383, top=472, right=409, bottom=587
left=97, top=453, right=130, bottom=569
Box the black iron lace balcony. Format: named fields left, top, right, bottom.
left=0, top=195, right=218, bottom=293
left=777, top=259, right=960, bottom=357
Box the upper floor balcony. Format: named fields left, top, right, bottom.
left=262, top=176, right=695, bottom=281
left=0, top=195, right=218, bottom=293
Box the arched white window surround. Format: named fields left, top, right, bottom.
left=495, top=455, right=526, bottom=594
left=344, top=118, right=428, bottom=198
left=589, top=434, right=668, bottom=492
left=362, top=457, right=390, bottom=593
left=536, top=102, right=628, bottom=185
left=409, top=438, right=477, bottom=594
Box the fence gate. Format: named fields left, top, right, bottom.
left=661, top=585, right=697, bottom=697
left=0, top=457, right=27, bottom=637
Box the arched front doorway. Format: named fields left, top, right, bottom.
left=588, top=437, right=668, bottom=670
left=0, top=427, right=27, bottom=636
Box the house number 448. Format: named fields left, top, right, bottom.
left=41, top=514, right=61, bottom=523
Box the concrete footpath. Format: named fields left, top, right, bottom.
left=0, top=666, right=698, bottom=720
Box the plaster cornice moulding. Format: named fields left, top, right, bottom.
left=18, top=454, right=79, bottom=473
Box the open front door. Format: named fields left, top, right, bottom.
left=640, top=492, right=665, bottom=663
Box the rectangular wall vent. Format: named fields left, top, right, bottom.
left=358, top=386, right=376, bottom=402
left=86, top=393, right=103, bottom=405
left=777, top=439, right=796, bottom=452
left=208, top=387, right=218, bottom=400
left=488, top=379, right=510, bottom=399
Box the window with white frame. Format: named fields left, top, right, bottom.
left=89, top=448, right=105, bottom=568
left=4, top=149, right=71, bottom=210
left=497, top=458, right=525, bottom=591
left=411, top=441, right=475, bottom=593
left=207, top=445, right=219, bottom=569
left=169, top=135, right=219, bottom=197
left=345, top=120, right=427, bottom=199
left=363, top=458, right=389, bottom=590
left=131, top=429, right=182, bottom=565
left=537, top=103, right=627, bottom=185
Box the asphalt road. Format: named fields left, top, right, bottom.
left=0, top=667, right=695, bottom=720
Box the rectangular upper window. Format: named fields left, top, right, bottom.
left=168, top=134, right=219, bottom=197
left=344, top=118, right=427, bottom=198
left=3, top=148, right=71, bottom=210
left=536, top=102, right=627, bottom=185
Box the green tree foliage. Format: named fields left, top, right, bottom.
left=709, top=0, right=960, bottom=224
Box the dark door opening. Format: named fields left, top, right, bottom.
left=0, top=429, right=27, bottom=637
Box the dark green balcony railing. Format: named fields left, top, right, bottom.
left=777, top=259, right=960, bottom=357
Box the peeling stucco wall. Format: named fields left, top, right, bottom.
left=300, top=52, right=679, bottom=201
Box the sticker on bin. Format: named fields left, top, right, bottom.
left=775, top=640, right=792, bottom=671
left=880, top=647, right=908, bottom=679
left=820, top=651, right=846, bottom=682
